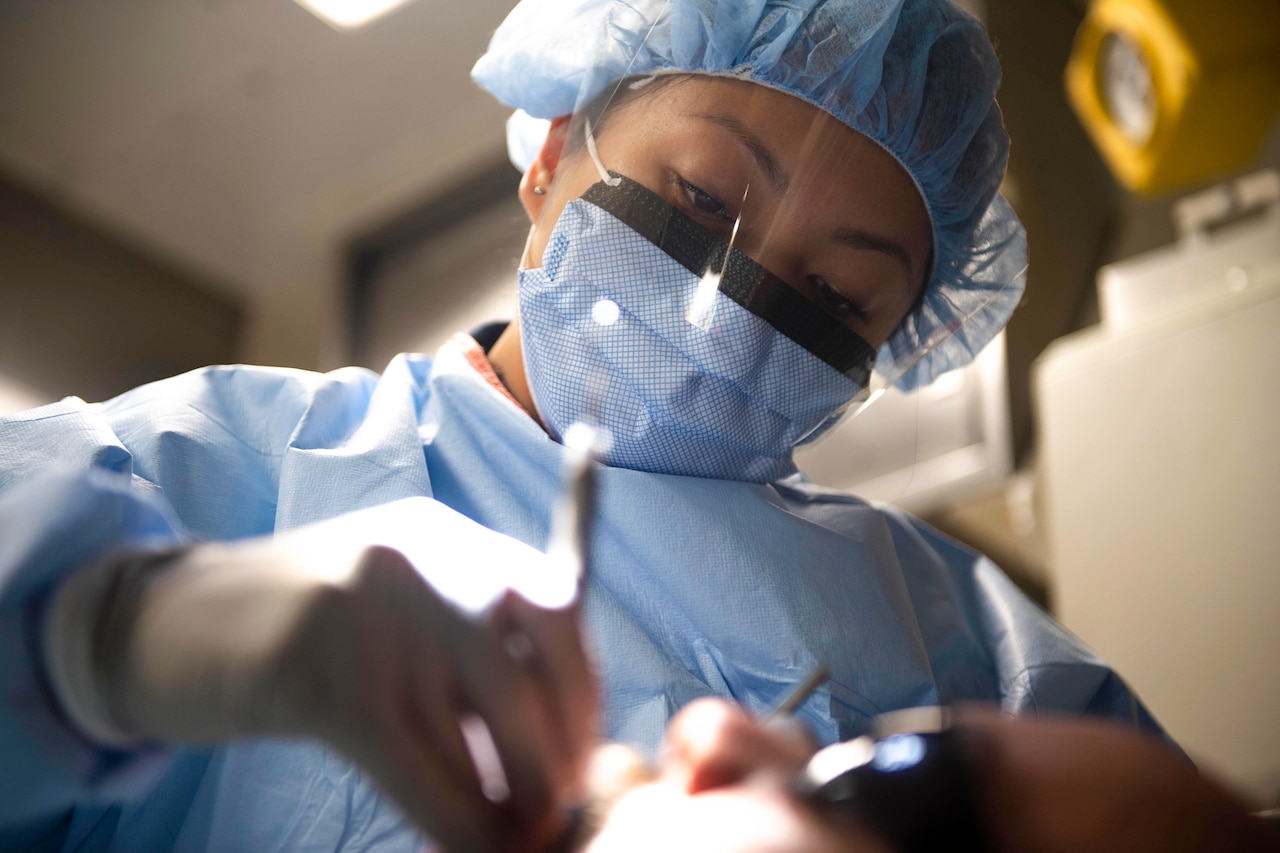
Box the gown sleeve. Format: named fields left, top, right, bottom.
left=879, top=504, right=1166, bottom=734
left=0, top=363, right=387, bottom=834
left=0, top=464, right=185, bottom=827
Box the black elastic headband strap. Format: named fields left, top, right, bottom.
left=581, top=174, right=875, bottom=384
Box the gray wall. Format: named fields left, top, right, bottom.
left=0, top=170, right=243, bottom=413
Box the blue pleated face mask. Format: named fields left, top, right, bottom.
left=518, top=173, right=877, bottom=483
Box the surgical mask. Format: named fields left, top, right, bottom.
left=518, top=173, right=876, bottom=483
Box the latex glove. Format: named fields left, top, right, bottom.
left=45, top=499, right=598, bottom=853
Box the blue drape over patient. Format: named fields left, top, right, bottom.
left=0, top=339, right=1158, bottom=851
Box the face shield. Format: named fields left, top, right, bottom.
left=476, top=0, right=1027, bottom=484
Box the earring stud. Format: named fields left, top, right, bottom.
left=533, top=185, right=547, bottom=195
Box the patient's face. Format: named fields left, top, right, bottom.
left=581, top=700, right=890, bottom=853
left=524, top=76, right=933, bottom=350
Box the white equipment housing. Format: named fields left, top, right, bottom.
left=1035, top=170, right=1280, bottom=805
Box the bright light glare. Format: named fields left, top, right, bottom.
left=286, top=497, right=579, bottom=611
left=0, top=374, right=51, bottom=416
left=592, top=298, right=621, bottom=326
left=688, top=184, right=748, bottom=329
left=871, top=733, right=926, bottom=772
left=293, top=0, right=415, bottom=30
left=686, top=269, right=721, bottom=329
left=459, top=716, right=510, bottom=803
left=804, top=737, right=875, bottom=787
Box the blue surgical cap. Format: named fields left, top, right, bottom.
left=472, top=0, right=1027, bottom=391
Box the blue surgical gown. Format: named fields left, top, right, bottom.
left=0, top=336, right=1161, bottom=851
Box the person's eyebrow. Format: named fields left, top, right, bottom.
left=832, top=227, right=914, bottom=281
left=691, top=112, right=789, bottom=193
left=692, top=110, right=916, bottom=287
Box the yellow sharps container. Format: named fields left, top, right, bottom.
left=1066, top=0, right=1280, bottom=196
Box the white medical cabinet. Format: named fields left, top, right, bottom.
left=1035, top=171, right=1280, bottom=804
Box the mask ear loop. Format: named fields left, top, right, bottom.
left=579, top=0, right=668, bottom=189
left=583, top=118, right=622, bottom=187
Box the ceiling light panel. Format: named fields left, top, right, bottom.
left=293, top=0, right=415, bottom=31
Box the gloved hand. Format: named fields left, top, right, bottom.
left=44, top=499, right=598, bottom=853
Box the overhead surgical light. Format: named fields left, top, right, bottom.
left=292, top=0, right=416, bottom=30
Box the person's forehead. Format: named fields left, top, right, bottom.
left=604, top=76, right=907, bottom=184
left=616, top=76, right=839, bottom=134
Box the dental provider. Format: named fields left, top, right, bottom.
left=0, top=0, right=1164, bottom=851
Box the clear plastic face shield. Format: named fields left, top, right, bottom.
left=508, top=7, right=1024, bottom=483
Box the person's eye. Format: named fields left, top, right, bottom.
left=808, top=276, right=868, bottom=322
left=677, top=178, right=734, bottom=222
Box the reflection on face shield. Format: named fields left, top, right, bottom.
left=519, top=171, right=875, bottom=482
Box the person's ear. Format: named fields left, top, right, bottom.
left=518, top=115, right=572, bottom=222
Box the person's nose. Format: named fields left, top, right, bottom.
left=735, top=208, right=814, bottom=289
